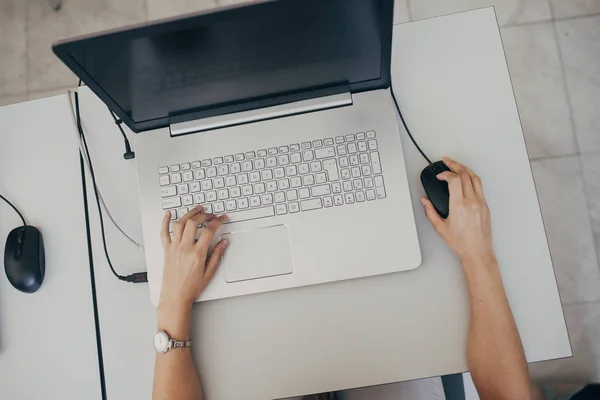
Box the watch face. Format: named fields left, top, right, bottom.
left=154, top=331, right=169, bottom=353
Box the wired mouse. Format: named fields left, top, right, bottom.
left=420, top=160, right=451, bottom=219
left=4, top=226, right=45, bottom=293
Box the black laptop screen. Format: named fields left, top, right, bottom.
left=54, top=0, right=392, bottom=132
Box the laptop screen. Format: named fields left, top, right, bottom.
left=53, top=0, right=393, bottom=133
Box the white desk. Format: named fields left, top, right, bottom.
left=0, top=97, right=102, bottom=399
left=0, top=7, right=571, bottom=400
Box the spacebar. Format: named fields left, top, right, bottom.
left=224, top=206, right=275, bottom=224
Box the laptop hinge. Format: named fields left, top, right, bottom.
left=170, top=92, right=353, bottom=137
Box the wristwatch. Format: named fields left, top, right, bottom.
left=153, top=330, right=192, bottom=354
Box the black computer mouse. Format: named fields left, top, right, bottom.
left=420, top=160, right=451, bottom=219
left=4, top=226, right=45, bottom=293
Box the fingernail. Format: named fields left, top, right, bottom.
left=220, top=214, right=228, bottom=221
left=222, top=239, right=229, bottom=247
left=436, top=173, right=444, bottom=179
left=420, top=197, right=426, bottom=206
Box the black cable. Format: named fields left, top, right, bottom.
left=0, top=194, right=27, bottom=226
left=74, top=88, right=147, bottom=284
left=108, top=107, right=135, bottom=160
left=390, top=84, right=432, bottom=165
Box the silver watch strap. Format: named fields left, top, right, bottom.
left=169, top=339, right=192, bottom=349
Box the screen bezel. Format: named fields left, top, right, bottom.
left=52, top=0, right=394, bottom=133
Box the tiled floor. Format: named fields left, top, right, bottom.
left=1, top=0, right=599, bottom=387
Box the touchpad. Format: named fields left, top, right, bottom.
left=221, top=225, right=293, bottom=283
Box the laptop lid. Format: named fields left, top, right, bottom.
left=53, top=0, right=394, bottom=133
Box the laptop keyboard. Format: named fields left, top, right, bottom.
left=159, top=130, right=386, bottom=228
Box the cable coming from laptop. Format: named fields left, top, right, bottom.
left=0, top=194, right=27, bottom=226
left=390, top=84, right=432, bottom=165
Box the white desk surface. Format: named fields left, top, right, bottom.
left=0, top=97, right=102, bottom=399
left=1, top=7, right=571, bottom=400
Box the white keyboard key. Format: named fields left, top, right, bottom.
left=348, top=143, right=358, bottom=153
left=230, top=187, right=241, bottom=198
left=315, top=172, right=327, bottom=184
left=225, top=176, right=236, bottom=187
left=345, top=134, right=355, bottom=142
left=366, top=130, right=376, bottom=138
left=289, top=202, right=300, bottom=213
left=159, top=166, right=169, bottom=174
left=364, top=177, right=374, bottom=188
left=274, top=192, right=286, bottom=203
left=339, top=157, right=349, bottom=167
left=351, top=167, right=361, bottom=178
left=343, top=181, right=353, bottom=192
left=201, top=180, right=213, bottom=191
left=331, top=182, right=342, bottom=193
left=302, top=150, right=314, bottom=161
left=279, top=145, right=289, bottom=153
left=301, top=198, right=322, bottom=211
left=291, top=177, right=302, bottom=188
left=242, top=161, right=253, bottom=172
left=214, top=157, right=223, bottom=165
left=245, top=151, right=255, bottom=159
left=360, top=153, right=370, bottom=164
left=159, top=175, right=170, bottom=186
left=194, top=193, right=205, bottom=204
left=353, top=179, right=363, bottom=190
left=171, top=173, right=182, bottom=184
left=206, top=191, right=217, bottom=202
left=290, top=152, right=302, bottom=163
left=286, top=189, right=298, bottom=201
left=254, top=183, right=266, bottom=194
left=301, top=142, right=311, bottom=149
left=204, top=204, right=213, bottom=213
left=299, top=188, right=310, bottom=199
left=355, top=191, right=366, bottom=202
left=206, top=167, right=217, bottom=178
left=337, top=145, right=347, bottom=156
left=249, top=171, right=261, bottom=183
left=202, top=159, right=211, bottom=167
left=230, top=162, right=241, bottom=174
left=341, top=168, right=351, bottom=179
left=350, top=155, right=359, bottom=166
left=298, top=163, right=310, bottom=174
left=191, top=161, right=201, bottom=169
left=323, top=159, right=339, bottom=181
left=218, top=189, right=229, bottom=200
left=290, top=144, right=300, bottom=151
left=315, top=147, right=335, bottom=159
left=257, top=149, right=267, bottom=157
left=237, top=173, right=249, bottom=184
left=217, top=165, right=229, bottom=176
left=225, top=200, right=237, bottom=211
left=250, top=196, right=261, bottom=207
left=182, top=171, right=193, bottom=182
left=361, top=165, right=372, bottom=176
left=310, top=161, right=322, bottom=172
left=324, top=138, right=334, bottom=146
left=335, top=135, right=345, bottom=143
left=162, top=197, right=181, bottom=209
left=368, top=139, right=378, bottom=150
left=182, top=195, right=193, bottom=206
left=178, top=183, right=189, bottom=194
left=274, top=167, right=285, bottom=179
left=366, top=189, right=376, bottom=201
left=268, top=147, right=278, bottom=155
left=213, top=202, right=225, bottom=213
left=312, top=139, right=323, bottom=148
left=311, top=184, right=331, bottom=196
left=182, top=163, right=191, bottom=170
left=262, top=193, right=274, bottom=205
left=278, top=154, right=290, bottom=165
left=356, top=132, right=366, bottom=140
left=266, top=181, right=277, bottom=192
left=345, top=193, right=355, bottom=204
left=237, top=197, right=249, bottom=209
left=224, top=155, right=234, bottom=163
left=161, top=186, right=177, bottom=197
left=235, top=153, right=245, bottom=161
left=194, top=169, right=205, bottom=180
left=358, top=141, right=368, bottom=152
left=254, top=159, right=265, bottom=169
left=169, top=210, right=176, bottom=220
left=333, top=194, right=344, bottom=206
left=374, top=176, right=386, bottom=199
left=177, top=207, right=189, bottom=219
left=171, top=165, right=181, bottom=172
left=276, top=204, right=288, bottom=215
left=302, top=174, right=314, bottom=185
left=278, top=179, right=290, bottom=190
left=370, top=152, right=382, bottom=174
left=242, top=185, right=253, bottom=196
left=214, top=177, right=225, bottom=189
left=285, top=165, right=298, bottom=176
left=323, top=196, right=333, bottom=207
left=266, top=157, right=277, bottom=168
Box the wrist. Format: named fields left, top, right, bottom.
left=157, top=301, right=192, bottom=339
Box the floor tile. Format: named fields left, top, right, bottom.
left=27, top=0, right=145, bottom=92
left=409, top=0, right=552, bottom=26
left=550, top=0, right=600, bottom=19
left=581, top=153, right=600, bottom=257
left=146, top=0, right=217, bottom=20
left=0, top=93, right=28, bottom=107
left=0, top=0, right=27, bottom=96
left=556, top=16, right=600, bottom=153
left=530, top=156, right=600, bottom=304
left=500, top=23, right=576, bottom=159
left=530, top=301, right=600, bottom=383
left=395, top=0, right=411, bottom=24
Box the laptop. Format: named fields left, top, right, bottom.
left=53, top=0, right=421, bottom=305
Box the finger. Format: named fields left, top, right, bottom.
left=196, top=215, right=228, bottom=250
left=465, top=166, right=484, bottom=200
left=443, top=157, right=474, bottom=198
left=182, top=213, right=217, bottom=244
left=436, top=171, right=463, bottom=199
left=420, top=197, right=446, bottom=234
left=172, top=205, right=204, bottom=241
left=160, top=211, right=172, bottom=246
left=204, top=239, right=229, bottom=280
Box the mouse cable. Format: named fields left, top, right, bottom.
left=389, top=84, right=432, bottom=165
left=74, top=89, right=147, bottom=284
left=0, top=194, right=27, bottom=226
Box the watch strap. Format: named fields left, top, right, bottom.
left=170, top=339, right=192, bottom=349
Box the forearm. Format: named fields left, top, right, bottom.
left=153, top=304, right=203, bottom=400
left=462, top=256, right=531, bottom=400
